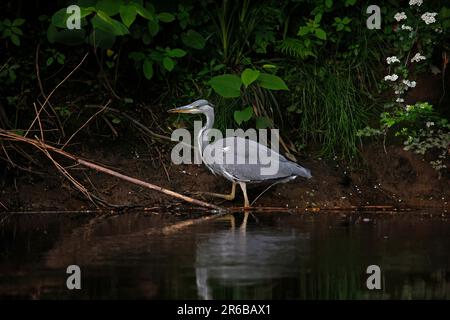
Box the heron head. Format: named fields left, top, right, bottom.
left=168, top=99, right=213, bottom=114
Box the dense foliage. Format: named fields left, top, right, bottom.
left=0, top=0, right=449, bottom=167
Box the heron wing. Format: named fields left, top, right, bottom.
left=202, top=137, right=311, bottom=182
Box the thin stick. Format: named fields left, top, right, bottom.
left=25, top=52, right=89, bottom=137
left=61, top=99, right=111, bottom=149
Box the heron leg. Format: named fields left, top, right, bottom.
left=238, top=182, right=250, bottom=208
left=192, top=182, right=236, bottom=200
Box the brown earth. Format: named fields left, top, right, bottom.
left=1, top=138, right=448, bottom=212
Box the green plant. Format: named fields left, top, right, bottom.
left=0, top=18, right=25, bottom=46
left=286, top=63, right=371, bottom=159
left=208, top=68, right=288, bottom=128
left=129, top=47, right=186, bottom=80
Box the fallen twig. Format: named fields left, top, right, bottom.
left=0, top=130, right=222, bottom=211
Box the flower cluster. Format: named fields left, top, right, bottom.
left=384, top=74, right=399, bottom=81
left=386, top=56, right=400, bottom=64
left=401, top=24, right=413, bottom=31
left=394, top=12, right=407, bottom=21
left=411, top=52, right=426, bottom=63
left=421, top=12, right=437, bottom=25
left=402, top=80, right=417, bottom=88
left=409, top=0, right=423, bottom=6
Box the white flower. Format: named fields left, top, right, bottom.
left=384, top=74, right=399, bottom=81
left=421, top=12, right=437, bottom=25
left=394, top=12, right=407, bottom=22
left=402, top=80, right=417, bottom=88
left=426, top=121, right=435, bottom=127
left=409, top=0, right=423, bottom=6
left=411, top=53, right=426, bottom=63
left=406, top=105, right=413, bottom=111
left=396, top=98, right=405, bottom=103
left=435, top=28, right=443, bottom=33
left=401, top=24, right=413, bottom=31
left=386, top=56, right=400, bottom=64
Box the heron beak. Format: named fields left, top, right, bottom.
left=168, top=104, right=196, bottom=113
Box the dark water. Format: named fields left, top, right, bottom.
left=0, top=210, right=449, bottom=299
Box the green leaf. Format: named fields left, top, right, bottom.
left=297, top=26, right=310, bottom=36
left=234, top=106, right=253, bottom=125
left=315, top=28, right=327, bottom=40
left=10, top=34, right=20, bottom=46
left=256, top=116, right=272, bottom=129
left=111, top=117, right=121, bottom=124
left=314, top=13, right=323, bottom=24
left=148, top=20, right=159, bottom=36
left=119, top=5, right=137, bottom=28
left=257, top=73, right=288, bottom=91
left=163, top=56, right=175, bottom=71
left=132, top=3, right=154, bottom=20
left=158, top=12, right=175, bottom=23
left=167, top=48, right=186, bottom=58
left=96, top=0, right=121, bottom=16
left=181, top=29, right=206, bottom=49
left=11, top=27, right=23, bottom=35
left=208, top=74, right=241, bottom=98
left=46, top=57, right=54, bottom=66
left=93, top=11, right=129, bottom=36
left=143, top=59, right=153, bottom=79
left=12, top=18, right=25, bottom=26
left=325, top=0, right=333, bottom=8
left=241, top=68, right=260, bottom=88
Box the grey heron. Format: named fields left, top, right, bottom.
left=169, top=99, right=312, bottom=207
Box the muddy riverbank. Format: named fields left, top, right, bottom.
left=1, top=138, right=448, bottom=212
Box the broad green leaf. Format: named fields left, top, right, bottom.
left=96, top=0, right=121, bottom=16
left=241, top=68, right=260, bottom=88
left=257, top=73, right=288, bottom=91
left=11, top=27, right=23, bottom=35
left=315, top=28, right=327, bottom=40
left=167, top=48, right=186, bottom=58
left=163, top=56, right=175, bottom=71
left=93, top=11, right=129, bottom=36
left=10, top=34, right=20, bottom=46
left=325, top=0, right=333, bottom=8
left=234, top=106, right=253, bottom=125
left=158, top=12, right=175, bottom=23
left=132, top=3, right=154, bottom=20
left=51, top=7, right=93, bottom=28
left=143, top=59, right=153, bottom=79
left=298, top=26, right=310, bottom=36
left=256, top=116, right=272, bottom=129
left=314, top=13, right=323, bottom=23
left=119, top=5, right=137, bottom=28
left=46, top=57, right=54, bottom=66
left=181, top=29, right=206, bottom=49
left=12, top=18, right=25, bottom=26
left=208, top=74, right=241, bottom=98
left=148, top=20, right=159, bottom=36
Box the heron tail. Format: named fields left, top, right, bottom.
left=290, top=163, right=312, bottom=179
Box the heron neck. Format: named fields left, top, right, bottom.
left=198, top=110, right=214, bottom=152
